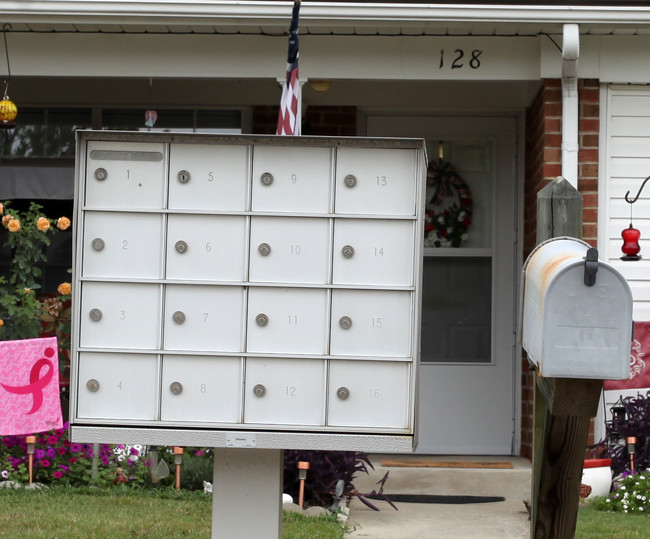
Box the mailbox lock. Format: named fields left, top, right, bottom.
left=343, top=175, right=357, bottom=188
left=253, top=384, right=266, bottom=397
left=91, top=238, right=105, bottom=252
left=336, top=387, right=350, bottom=400
left=260, top=172, right=274, bottom=186
left=94, top=168, right=108, bottom=181
left=256, top=313, right=269, bottom=327
left=584, top=247, right=599, bottom=287
left=175, top=240, right=188, bottom=254
left=341, top=245, right=355, bottom=259
left=89, top=308, right=103, bottom=322
left=177, top=170, right=191, bottom=184
left=339, top=316, right=352, bottom=330
left=172, top=311, right=186, bottom=325
left=258, top=243, right=271, bottom=257
left=170, top=382, right=183, bottom=395
left=86, top=379, right=100, bottom=392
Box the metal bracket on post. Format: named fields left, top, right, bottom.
left=584, top=247, right=598, bottom=286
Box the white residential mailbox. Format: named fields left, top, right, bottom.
left=69, top=132, right=426, bottom=452
left=521, top=237, right=633, bottom=380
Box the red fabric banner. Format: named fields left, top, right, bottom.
left=604, top=321, right=650, bottom=391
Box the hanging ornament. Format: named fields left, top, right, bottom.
left=144, top=78, right=157, bottom=128
left=144, top=109, right=157, bottom=128
left=424, top=156, right=473, bottom=248
left=0, top=24, right=16, bottom=129
left=621, top=176, right=649, bottom=261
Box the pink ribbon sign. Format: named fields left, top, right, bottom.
left=0, top=337, right=63, bottom=435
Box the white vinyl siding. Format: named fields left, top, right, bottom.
left=602, top=85, right=650, bottom=321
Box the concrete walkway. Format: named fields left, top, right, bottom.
left=345, top=455, right=532, bottom=538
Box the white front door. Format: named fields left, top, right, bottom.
left=367, top=116, right=519, bottom=454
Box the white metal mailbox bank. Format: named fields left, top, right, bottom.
left=69, top=131, right=426, bottom=452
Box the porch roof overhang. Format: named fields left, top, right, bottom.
left=2, top=1, right=650, bottom=36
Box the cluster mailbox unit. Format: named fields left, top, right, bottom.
left=69, top=131, right=426, bottom=452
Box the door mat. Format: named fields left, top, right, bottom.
left=380, top=460, right=514, bottom=469
left=366, top=494, right=506, bottom=504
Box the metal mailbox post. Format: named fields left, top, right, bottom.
left=522, top=237, right=633, bottom=380
left=69, top=131, right=427, bottom=538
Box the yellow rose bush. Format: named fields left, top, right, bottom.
left=0, top=201, right=72, bottom=343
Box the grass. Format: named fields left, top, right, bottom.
left=0, top=486, right=345, bottom=538
left=576, top=504, right=650, bottom=538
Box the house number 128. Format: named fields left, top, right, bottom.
left=439, top=48, right=483, bottom=69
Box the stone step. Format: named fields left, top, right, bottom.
left=351, top=455, right=531, bottom=502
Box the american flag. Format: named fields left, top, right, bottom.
left=276, top=0, right=301, bottom=136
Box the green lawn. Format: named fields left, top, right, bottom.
left=576, top=504, right=649, bottom=539
left=0, top=487, right=345, bottom=538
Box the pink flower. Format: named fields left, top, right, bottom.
left=48, top=436, right=58, bottom=444
left=57, top=447, right=66, bottom=455
left=40, top=459, right=51, bottom=467
left=53, top=471, right=63, bottom=479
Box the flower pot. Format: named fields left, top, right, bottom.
left=582, top=458, right=613, bottom=500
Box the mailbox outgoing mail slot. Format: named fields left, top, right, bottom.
left=521, top=237, right=633, bottom=380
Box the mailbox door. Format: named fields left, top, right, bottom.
left=79, top=282, right=162, bottom=349
left=330, top=290, right=412, bottom=357
left=327, top=360, right=410, bottom=429
left=166, top=214, right=248, bottom=282
left=251, top=146, right=332, bottom=213
left=76, top=352, right=158, bottom=420
left=82, top=211, right=164, bottom=279
left=163, top=285, right=245, bottom=352
left=161, top=355, right=242, bottom=423
left=85, top=141, right=166, bottom=209
left=335, top=148, right=416, bottom=216
left=246, top=288, right=329, bottom=354
left=249, top=217, right=331, bottom=284
left=244, top=358, right=326, bottom=425
left=168, top=143, right=248, bottom=211
left=332, top=219, right=414, bottom=286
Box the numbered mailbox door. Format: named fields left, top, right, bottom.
left=251, top=145, right=332, bottom=213
left=163, top=285, right=245, bottom=352
left=161, top=355, right=242, bottom=423
left=79, top=282, right=162, bottom=350
left=82, top=211, right=164, bottom=279
left=246, top=288, right=329, bottom=355
left=249, top=217, right=331, bottom=284
left=335, top=148, right=417, bottom=216
left=76, top=352, right=158, bottom=420
left=244, top=358, right=326, bottom=425
left=328, top=360, right=411, bottom=429
left=85, top=141, right=166, bottom=209
left=330, top=290, right=412, bottom=357
left=168, top=143, right=248, bottom=211
left=332, top=219, right=415, bottom=286
left=166, top=214, right=247, bottom=282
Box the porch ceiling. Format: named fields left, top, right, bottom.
left=2, top=1, right=650, bottom=37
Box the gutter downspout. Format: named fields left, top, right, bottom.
left=562, top=23, right=580, bottom=188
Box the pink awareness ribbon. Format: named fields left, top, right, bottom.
left=1, top=347, right=55, bottom=415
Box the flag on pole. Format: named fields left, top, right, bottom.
left=276, top=0, right=301, bottom=136
left=0, top=337, right=63, bottom=435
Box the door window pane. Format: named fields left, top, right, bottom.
left=420, top=257, right=491, bottom=363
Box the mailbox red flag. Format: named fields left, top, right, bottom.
left=0, top=337, right=63, bottom=435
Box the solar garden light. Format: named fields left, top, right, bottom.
left=297, top=461, right=310, bottom=508
left=173, top=446, right=185, bottom=490
left=25, top=435, right=36, bottom=484
left=627, top=436, right=637, bottom=472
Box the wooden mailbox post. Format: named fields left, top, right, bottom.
left=524, top=177, right=633, bottom=538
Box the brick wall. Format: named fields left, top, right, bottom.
left=521, top=78, right=600, bottom=459
left=252, top=105, right=357, bottom=135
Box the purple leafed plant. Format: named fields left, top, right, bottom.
left=283, top=450, right=396, bottom=511
left=598, top=390, right=650, bottom=476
